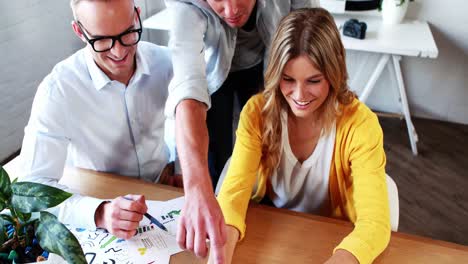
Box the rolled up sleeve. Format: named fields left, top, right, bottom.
left=164, top=2, right=211, bottom=118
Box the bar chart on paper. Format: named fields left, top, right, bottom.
left=66, top=197, right=186, bottom=264
left=161, top=210, right=181, bottom=221
left=145, top=197, right=185, bottom=237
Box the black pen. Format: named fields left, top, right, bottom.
left=123, top=196, right=168, bottom=232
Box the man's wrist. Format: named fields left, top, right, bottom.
left=183, top=171, right=213, bottom=193
left=94, top=201, right=110, bottom=229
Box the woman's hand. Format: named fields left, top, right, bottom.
left=324, top=249, right=359, bottom=264
left=207, top=225, right=240, bottom=264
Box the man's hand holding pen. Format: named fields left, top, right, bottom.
left=94, top=194, right=148, bottom=239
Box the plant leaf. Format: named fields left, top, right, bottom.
left=11, top=182, right=72, bottom=213
left=1, top=214, right=15, bottom=224
left=13, top=207, right=32, bottom=222
left=0, top=217, right=5, bottom=245
left=0, top=166, right=12, bottom=199
left=0, top=199, right=6, bottom=212
left=35, top=212, right=87, bottom=264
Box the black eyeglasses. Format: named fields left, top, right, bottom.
left=77, top=7, right=142, bottom=52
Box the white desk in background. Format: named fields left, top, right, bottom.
left=143, top=8, right=171, bottom=31
left=143, top=10, right=439, bottom=155
left=334, top=15, right=438, bottom=155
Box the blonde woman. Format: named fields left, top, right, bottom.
left=214, top=8, right=391, bottom=264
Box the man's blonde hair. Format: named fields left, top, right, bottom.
left=260, top=8, right=355, bottom=177
left=70, top=0, right=89, bottom=20
left=70, top=0, right=131, bottom=19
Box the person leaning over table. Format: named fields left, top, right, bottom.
left=17, top=0, right=181, bottom=240
left=163, top=0, right=319, bottom=261
left=214, top=8, right=391, bottom=264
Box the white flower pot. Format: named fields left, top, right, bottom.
left=381, top=0, right=409, bottom=25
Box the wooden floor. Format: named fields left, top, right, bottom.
left=380, top=116, right=468, bottom=246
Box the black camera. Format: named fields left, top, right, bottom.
left=343, top=19, right=367, bottom=40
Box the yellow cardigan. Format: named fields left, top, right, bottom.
left=217, top=94, right=391, bottom=264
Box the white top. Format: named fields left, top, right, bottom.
left=18, top=42, right=173, bottom=229
left=269, top=111, right=336, bottom=215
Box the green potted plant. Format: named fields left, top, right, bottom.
left=0, top=166, right=86, bottom=264
left=378, top=0, right=414, bottom=25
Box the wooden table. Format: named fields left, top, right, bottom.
left=0, top=167, right=439, bottom=263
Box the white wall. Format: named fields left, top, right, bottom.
left=0, top=0, right=82, bottom=162
left=141, top=0, right=169, bottom=45
left=348, top=0, right=468, bottom=124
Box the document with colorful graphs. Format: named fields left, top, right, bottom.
left=68, top=196, right=185, bottom=264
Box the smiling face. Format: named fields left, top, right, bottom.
left=280, top=55, right=330, bottom=122
left=206, top=0, right=256, bottom=28
left=72, top=0, right=138, bottom=84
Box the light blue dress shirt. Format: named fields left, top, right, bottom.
left=164, top=0, right=319, bottom=117
left=18, top=41, right=173, bottom=228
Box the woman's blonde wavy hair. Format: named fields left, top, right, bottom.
left=260, top=8, right=355, bottom=177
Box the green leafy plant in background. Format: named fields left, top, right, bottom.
left=0, top=165, right=86, bottom=263
left=378, top=0, right=414, bottom=11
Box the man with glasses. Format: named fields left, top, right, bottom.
left=18, top=0, right=177, bottom=239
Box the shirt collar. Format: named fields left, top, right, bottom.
left=132, top=43, right=151, bottom=80
left=84, top=43, right=150, bottom=91
left=84, top=48, right=110, bottom=91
